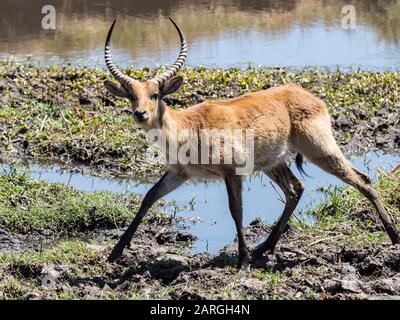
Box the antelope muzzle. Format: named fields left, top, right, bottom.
left=134, top=109, right=149, bottom=123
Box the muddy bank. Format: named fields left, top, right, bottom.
left=0, top=229, right=25, bottom=252
left=0, top=168, right=399, bottom=300
left=1, top=214, right=399, bottom=300
left=105, top=225, right=400, bottom=300
left=0, top=167, right=187, bottom=254
left=0, top=62, right=399, bottom=179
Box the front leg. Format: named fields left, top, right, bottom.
left=108, top=170, right=187, bottom=262
left=225, top=173, right=250, bottom=269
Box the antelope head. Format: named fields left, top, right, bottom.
left=103, top=18, right=187, bottom=130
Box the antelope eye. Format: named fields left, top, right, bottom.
left=151, top=94, right=159, bottom=100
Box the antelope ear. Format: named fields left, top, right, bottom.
left=104, top=80, right=130, bottom=97
left=160, top=76, right=183, bottom=96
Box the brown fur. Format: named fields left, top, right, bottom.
left=165, top=83, right=326, bottom=140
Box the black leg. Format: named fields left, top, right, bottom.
left=252, top=164, right=304, bottom=260
left=108, top=170, right=187, bottom=262
left=225, top=173, right=250, bottom=269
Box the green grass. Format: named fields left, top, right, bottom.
left=291, top=168, right=400, bottom=246
left=0, top=241, right=93, bottom=265
left=0, top=240, right=105, bottom=299
left=252, top=269, right=282, bottom=285
left=0, top=167, right=171, bottom=235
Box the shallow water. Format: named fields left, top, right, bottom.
left=1, top=0, right=400, bottom=70
left=1, top=151, right=398, bottom=253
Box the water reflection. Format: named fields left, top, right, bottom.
left=0, top=0, right=399, bottom=69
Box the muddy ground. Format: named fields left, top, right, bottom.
left=1, top=214, right=399, bottom=300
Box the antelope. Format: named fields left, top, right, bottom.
left=104, top=18, right=400, bottom=268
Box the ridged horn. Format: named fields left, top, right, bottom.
left=104, top=20, right=133, bottom=88
left=153, top=17, right=188, bottom=86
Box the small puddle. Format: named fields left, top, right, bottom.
left=1, top=151, right=398, bottom=254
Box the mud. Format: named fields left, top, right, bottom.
left=0, top=229, right=24, bottom=252
left=1, top=213, right=399, bottom=300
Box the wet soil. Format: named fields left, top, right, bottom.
left=1, top=213, right=399, bottom=300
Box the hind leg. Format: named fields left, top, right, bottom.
left=293, top=118, right=400, bottom=244
left=308, top=152, right=399, bottom=244
left=252, top=164, right=304, bottom=259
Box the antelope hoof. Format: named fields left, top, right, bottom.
left=251, top=250, right=265, bottom=263
left=107, top=245, right=125, bottom=262
left=237, top=253, right=250, bottom=270
left=251, top=242, right=276, bottom=261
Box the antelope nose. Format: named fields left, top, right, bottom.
left=134, top=109, right=149, bottom=122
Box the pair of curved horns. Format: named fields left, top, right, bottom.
left=104, top=17, right=188, bottom=87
